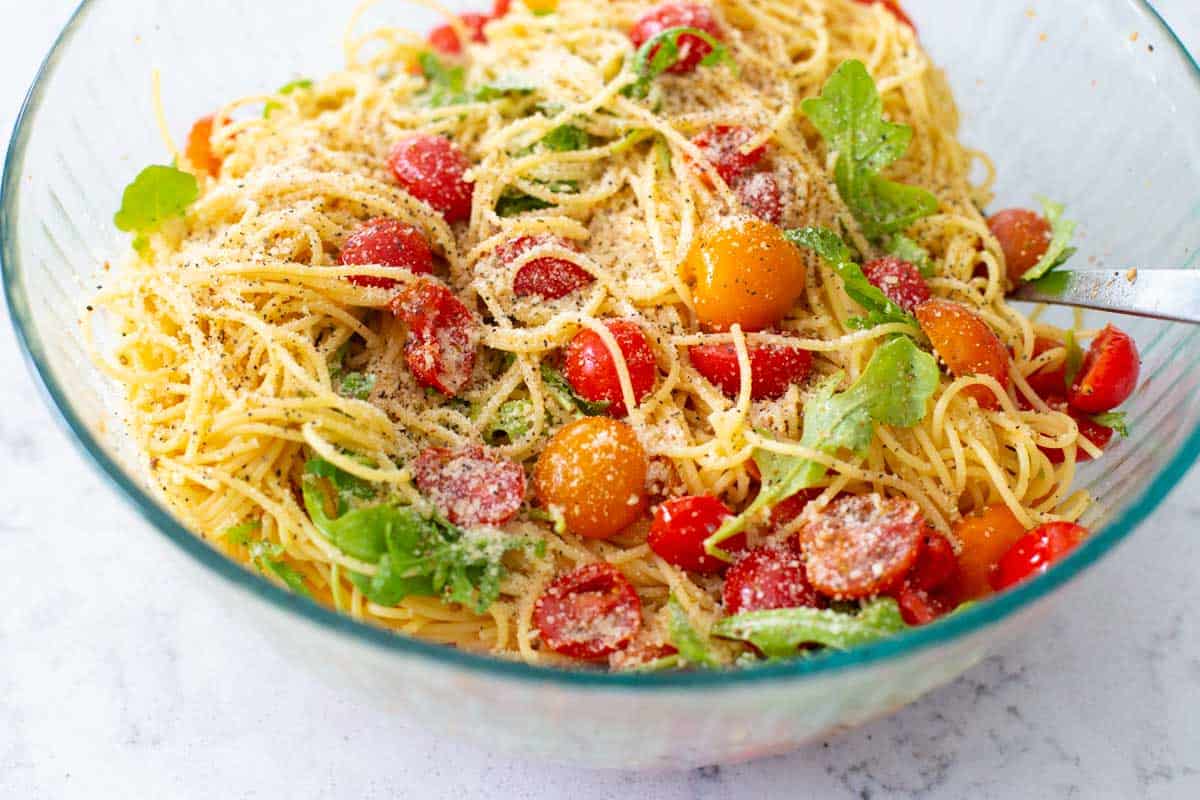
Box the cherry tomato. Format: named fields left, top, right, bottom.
left=799, top=493, right=925, bottom=599
left=411, top=446, right=526, bottom=526
left=949, top=504, right=1027, bottom=599
left=427, top=12, right=490, bottom=55
left=887, top=531, right=961, bottom=626
left=987, top=208, right=1051, bottom=285
left=499, top=235, right=594, bottom=300
left=853, top=0, right=916, bottom=30
left=862, top=256, right=931, bottom=313
left=186, top=115, right=222, bottom=177
left=533, top=418, right=648, bottom=539
left=387, top=134, right=474, bottom=223
left=1041, top=405, right=1114, bottom=464
left=339, top=218, right=433, bottom=289
left=733, top=172, right=783, bottom=225
left=688, top=343, right=812, bottom=401
left=991, top=521, right=1088, bottom=591
left=629, top=4, right=722, bottom=75
left=691, top=126, right=766, bottom=185
left=563, top=321, right=657, bottom=417
left=648, top=496, right=744, bottom=573
left=390, top=279, right=479, bottom=396
left=915, top=299, right=1011, bottom=410
left=609, top=639, right=677, bottom=671
left=492, top=0, right=512, bottom=17
left=683, top=217, right=808, bottom=332
left=533, top=562, right=642, bottom=660
left=1025, top=335, right=1069, bottom=398
left=722, top=545, right=823, bottom=614
left=768, top=488, right=824, bottom=532
left=1067, top=325, right=1140, bottom=414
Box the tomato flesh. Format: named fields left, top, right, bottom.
left=688, top=343, right=812, bottom=400
left=722, top=545, right=824, bottom=614
left=629, top=3, right=721, bottom=75
left=390, top=279, right=479, bottom=396
left=411, top=446, right=526, bottom=526
left=734, top=172, right=784, bottom=225
left=1025, top=335, right=1069, bottom=398
left=427, top=12, right=490, bottom=55
left=1042, top=404, right=1114, bottom=464
left=1067, top=325, right=1140, bottom=414
left=339, top=218, right=433, bottom=288
left=915, top=298, right=1011, bottom=410
left=987, top=208, right=1052, bottom=285
left=950, top=504, right=1028, bottom=599
left=691, top=126, right=766, bottom=185
left=186, top=115, right=222, bottom=177
left=534, top=563, right=642, bottom=660
left=991, top=522, right=1088, bottom=591
left=387, top=134, right=474, bottom=223
left=563, top=321, right=657, bottom=417
left=862, top=257, right=930, bottom=313
left=648, top=496, right=744, bottom=573
left=500, top=235, right=594, bottom=300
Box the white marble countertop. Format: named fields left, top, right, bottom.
left=2, top=3, right=1199, bottom=798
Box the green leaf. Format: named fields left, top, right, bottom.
left=226, top=522, right=312, bottom=598
left=800, top=60, right=938, bottom=240
left=304, top=456, right=377, bottom=516
left=261, top=557, right=314, bottom=598
left=223, top=520, right=262, bottom=546
left=264, top=78, right=313, bottom=117
left=667, top=596, right=719, bottom=667
left=625, top=26, right=734, bottom=99
left=417, top=52, right=468, bottom=108
left=114, top=165, right=199, bottom=239
left=713, top=598, right=908, bottom=659
left=495, top=190, right=555, bottom=216
left=888, top=233, right=935, bottom=277
left=473, top=74, right=538, bottom=102
left=1063, top=328, right=1084, bottom=391
left=705, top=337, right=938, bottom=556
left=1020, top=197, right=1078, bottom=282
left=1091, top=411, right=1130, bottom=438
left=786, top=227, right=916, bottom=330
left=540, top=363, right=611, bottom=416
left=486, top=399, right=534, bottom=443
left=540, top=124, right=591, bottom=152
left=338, top=372, right=376, bottom=400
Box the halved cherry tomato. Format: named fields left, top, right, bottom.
left=987, top=208, right=1051, bottom=285
left=683, top=217, right=808, bottom=332
left=533, top=562, right=642, bottom=659
left=915, top=298, right=1011, bottom=410
left=629, top=3, right=721, bottom=75
left=563, top=320, right=657, bottom=417
left=499, top=235, right=594, bottom=300
left=1025, top=335, right=1069, bottom=398
left=691, top=126, right=766, bottom=185
left=991, top=521, right=1088, bottom=591
left=1041, top=405, right=1114, bottom=464
left=768, top=488, right=824, bottom=532
left=411, top=446, right=526, bottom=526
left=722, top=545, right=824, bottom=614
left=427, top=12, right=490, bottom=55
left=1067, top=325, right=1140, bottom=414
left=492, top=0, right=512, bottom=17
left=387, top=134, right=474, bottom=223
left=688, top=343, right=812, bottom=400
left=186, top=115, right=222, bottom=177
left=533, top=418, right=648, bottom=539
left=733, top=172, right=783, bottom=225
left=609, top=638, right=677, bottom=671
left=648, top=496, right=744, bottom=573
left=390, top=279, right=479, bottom=396
left=339, top=218, right=433, bottom=289
left=853, top=0, right=916, bottom=31
left=862, top=257, right=930, bottom=313
left=885, top=531, right=960, bottom=624
left=950, top=504, right=1027, bottom=599
left=799, top=493, right=925, bottom=599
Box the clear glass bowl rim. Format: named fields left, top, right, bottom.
left=3, top=0, right=1198, bottom=690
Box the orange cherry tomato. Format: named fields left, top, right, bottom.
left=987, top=209, right=1051, bottom=286
left=915, top=299, right=1011, bottom=410
left=186, top=114, right=222, bottom=177
left=533, top=418, right=648, bottom=539
left=682, top=217, right=808, bottom=331
left=950, top=504, right=1028, bottom=600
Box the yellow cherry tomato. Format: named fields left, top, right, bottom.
left=950, top=504, right=1028, bottom=599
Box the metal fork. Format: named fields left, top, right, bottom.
left=1012, top=269, right=1200, bottom=324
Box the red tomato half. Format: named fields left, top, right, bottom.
left=691, top=126, right=766, bottom=185
left=390, top=279, right=479, bottom=396
left=722, top=545, right=824, bottom=614
left=427, top=12, right=490, bottom=55
left=648, top=496, right=744, bottom=573
left=987, top=208, right=1051, bottom=285
left=629, top=3, right=722, bottom=75
left=411, top=446, right=526, bottom=526
left=733, top=172, right=783, bottom=225
left=862, top=257, right=930, bottom=313
left=688, top=343, right=812, bottom=400
left=990, top=521, right=1088, bottom=591
left=499, top=235, right=594, bottom=300
left=563, top=321, right=657, bottom=416
left=339, top=218, right=433, bottom=289
left=387, top=134, right=474, bottom=223
left=883, top=531, right=960, bottom=625
left=1067, top=325, right=1140, bottom=414
left=853, top=0, right=916, bottom=30
left=534, top=563, right=642, bottom=659
left=915, top=299, right=1012, bottom=410
left=1041, top=406, right=1115, bottom=464
left=1025, top=336, right=1069, bottom=398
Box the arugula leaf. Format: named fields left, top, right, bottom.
left=705, top=337, right=938, bottom=556
left=1063, top=329, right=1084, bottom=391
left=800, top=60, right=938, bottom=240
left=787, top=227, right=916, bottom=330
left=486, top=399, right=534, bottom=443
left=224, top=521, right=313, bottom=598
left=417, top=52, right=468, bottom=108
left=712, top=598, right=908, bottom=659
left=223, top=519, right=262, bottom=546
left=887, top=233, right=935, bottom=277
left=1091, top=411, right=1130, bottom=438
left=259, top=554, right=314, bottom=598
left=624, top=26, right=734, bottom=99
left=338, top=372, right=376, bottom=400
left=114, top=165, right=199, bottom=251
left=495, top=190, right=555, bottom=216
left=264, top=78, right=313, bottom=117
left=304, top=456, right=377, bottom=516
left=541, top=363, right=611, bottom=415
left=1020, top=197, right=1078, bottom=282
left=473, top=74, right=538, bottom=102
left=540, top=124, right=591, bottom=152
left=667, top=596, right=719, bottom=667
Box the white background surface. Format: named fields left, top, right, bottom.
left=2, top=2, right=1199, bottom=798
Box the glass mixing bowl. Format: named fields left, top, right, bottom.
left=3, top=0, right=1199, bottom=769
